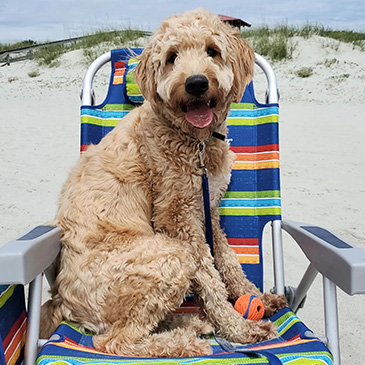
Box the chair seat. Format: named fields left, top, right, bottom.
left=36, top=308, right=333, bottom=365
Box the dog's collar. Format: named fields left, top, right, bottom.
left=211, top=131, right=226, bottom=141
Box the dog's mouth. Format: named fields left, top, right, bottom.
left=181, top=99, right=217, bottom=129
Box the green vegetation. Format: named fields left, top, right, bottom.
left=0, top=29, right=145, bottom=67
left=295, top=67, right=314, bottom=78
left=242, top=25, right=296, bottom=61
left=242, top=24, right=365, bottom=61
left=2, top=24, right=364, bottom=67
left=28, top=69, right=40, bottom=78
left=8, top=76, right=18, bottom=83
left=33, top=44, right=64, bottom=67
left=0, top=40, right=37, bottom=53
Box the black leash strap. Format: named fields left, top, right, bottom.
left=198, top=142, right=214, bottom=257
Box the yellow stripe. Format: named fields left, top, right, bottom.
left=81, top=116, right=121, bottom=127
left=227, top=114, right=278, bottom=126
left=237, top=255, right=260, bottom=264
left=0, top=285, right=15, bottom=308
left=219, top=207, right=281, bottom=216
left=233, top=160, right=280, bottom=170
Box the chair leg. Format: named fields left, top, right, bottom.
left=25, top=274, right=43, bottom=365
left=272, top=220, right=285, bottom=295
left=291, top=263, right=318, bottom=313
left=323, top=277, right=341, bottom=365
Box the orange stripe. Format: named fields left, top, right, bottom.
left=8, top=339, right=25, bottom=365
left=114, top=69, right=125, bottom=77
left=233, top=160, right=280, bottom=170
left=227, top=238, right=259, bottom=246
left=231, top=246, right=259, bottom=255
left=235, top=152, right=279, bottom=162
left=5, top=318, right=26, bottom=363
left=248, top=337, right=318, bottom=351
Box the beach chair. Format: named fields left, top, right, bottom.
left=1, top=47, right=365, bottom=365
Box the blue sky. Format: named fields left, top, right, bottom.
left=1, top=0, right=364, bottom=43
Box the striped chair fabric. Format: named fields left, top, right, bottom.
left=0, top=285, right=26, bottom=365
left=37, top=307, right=332, bottom=365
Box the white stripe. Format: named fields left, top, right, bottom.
left=81, top=115, right=124, bottom=120
left=221, top=198, right=280, bottom=201
left=0, top=285, right=12, bottom=298
left=236, top=151, right=279, bottom=156
left=223, top=206, right=281, bottom=209
left=228, top=113, right=278, bottom=119
left=234, top=159, right=280, bottom=163
left=236, top=254, right=258, bottom=257
left=5, top=316, right=26, bottom=355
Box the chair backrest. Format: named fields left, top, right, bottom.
left=81, top=48, right=281, bottom=290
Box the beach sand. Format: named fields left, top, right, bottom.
left=1, top=36, right=364, bottom=363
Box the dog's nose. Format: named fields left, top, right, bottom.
left=185, top=75, right=209, bottom=97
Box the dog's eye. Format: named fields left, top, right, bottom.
left=167, top=53, right=177, bottom=64
left=207, top=48, right=218, bottom=58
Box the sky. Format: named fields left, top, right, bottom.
left=0, top=0, right=364, bottom=44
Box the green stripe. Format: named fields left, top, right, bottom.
left=0, top=285, right=15, bottom=308
left=231, top=102, right=258, bottom=110
left=219, top=207, right=281, bottom=216
left=102, top=104, right=135, bottom=111
left=278, top=317, right=302, bottom=337
left=36, top=355, right=270, bottom=364
left=126, top=83, right=141, bottom=95
left=36, top=353, right=331, bottom=364
left=81, top=116, right=121, bottom=127
left=223, top=190, right=281, bottom=199
left=227, top=114, right=279, bottom=126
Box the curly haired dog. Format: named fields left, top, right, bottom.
left=41, top=9, right=287, bottom=357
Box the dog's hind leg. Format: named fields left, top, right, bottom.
left=95, top=325, right=212, bottom=357
left=93, top=234, right=210, bottom=357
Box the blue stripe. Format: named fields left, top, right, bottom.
left=81, top=108, right=130, bottom=119
left=219, top=198, right=281, bottom=208
left=81, top=124, right=114, bottom=146
left=128, top=95, right=144, bottom=103
left=228, top=169, right=281, bottom=192
left=227, top=123, right=279, bottom=147
left=228, top=107, right=279, bottom=118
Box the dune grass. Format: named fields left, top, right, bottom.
left=3, top=28, right=145, bottom=67
left=242, top=24, right=365, bottom=61
left=2, top=24, right=364, bottom=67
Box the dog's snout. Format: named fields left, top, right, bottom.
left=185, top=75, right=209, bottom=97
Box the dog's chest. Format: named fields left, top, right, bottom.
left=206, top=171, right=231, bottom=209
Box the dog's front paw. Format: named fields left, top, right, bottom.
left=261, top=293, right=288, bottom=318
left=244, top=319, right=277, bottom=343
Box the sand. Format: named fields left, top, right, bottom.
left=1, top=36, right=365, bottom=363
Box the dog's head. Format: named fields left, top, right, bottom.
left=135, top=9, right=255, bottom=140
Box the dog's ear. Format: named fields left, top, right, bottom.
left=229, top=31, right=255, bottom=103
left=134, top=45, right=157, bottom=106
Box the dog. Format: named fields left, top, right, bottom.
left=41, top=9, right=287, bottom=357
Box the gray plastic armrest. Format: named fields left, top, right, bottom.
left=282, top=220, right=365, bottom=295
left=0, top=225, right=61, bottom=285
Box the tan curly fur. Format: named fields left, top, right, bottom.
left=40, top=9, right=287, bottom=357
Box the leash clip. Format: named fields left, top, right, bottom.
left=197, top=142, right=206, bottom=170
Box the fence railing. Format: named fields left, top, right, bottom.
left=0, top=31, right=151, bottom=67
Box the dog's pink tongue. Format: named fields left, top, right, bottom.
left=185, top=103, right=213, bottom=128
